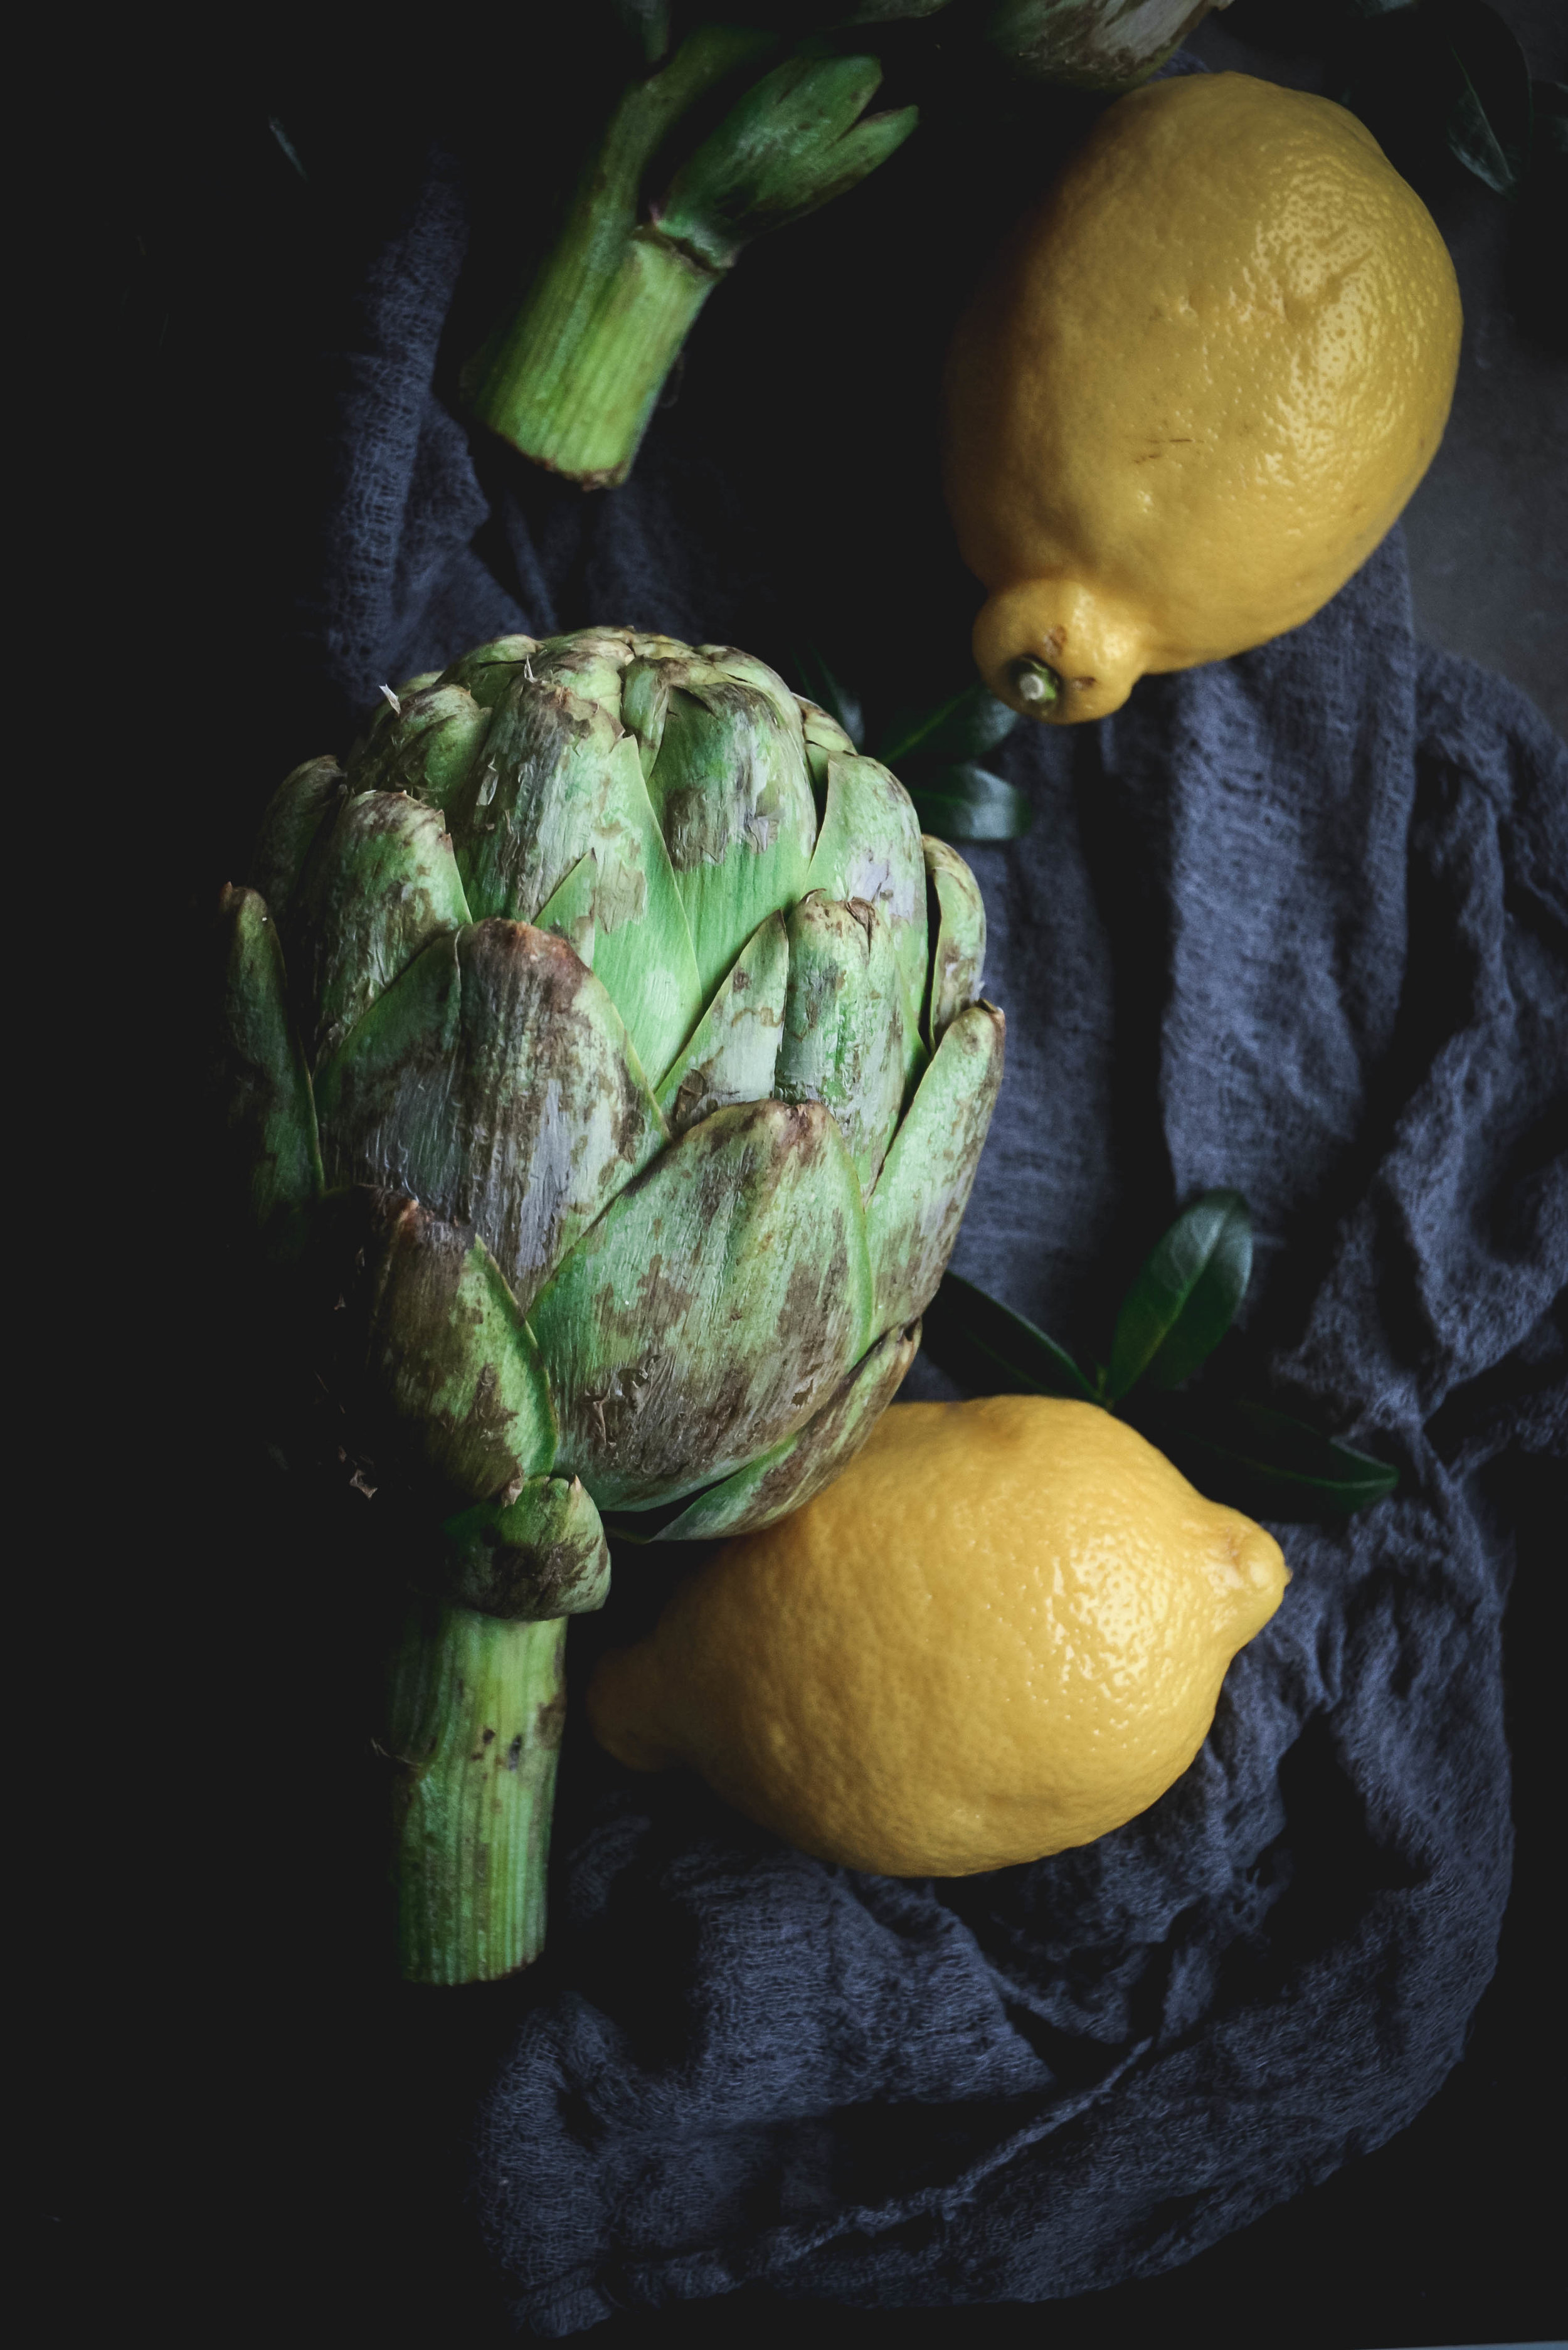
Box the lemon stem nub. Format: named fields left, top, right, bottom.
left=1010, top=658, right=1061, bottom=710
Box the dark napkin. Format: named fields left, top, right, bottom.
left=270, top=110, right=1566, bottom=2338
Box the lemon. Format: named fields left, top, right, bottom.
left=588, top=1397, right=1288, bottom=1875
left=943, top=72, right=1462, bottom=724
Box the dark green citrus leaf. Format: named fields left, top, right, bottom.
left=876, top=681, right=1019, bottom=770
left=789, top=643, right=864, bottom=747
left=906, top=764, right=1032, bottom=843
left=1159, top=1398, right=1399, bottom=1520
left=921, top=1271, right=1099, bottom=1404
left=1443, top=0, right=1532, bottom=198
left=1106, top=1189, right=1252, bottom=1401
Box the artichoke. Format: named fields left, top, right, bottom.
left=216, top=626, right=1003, bottom=1982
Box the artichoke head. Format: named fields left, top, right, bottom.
left=216, top=628, right=1003, bottom=1612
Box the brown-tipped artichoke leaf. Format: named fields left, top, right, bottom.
left=620, top=657, right=670, bottom=780
left=776, top=894, right=913, bottom=1195
left=798, top=699, right=859, bottom=797
left=654, top=1318, right=920, bottom=1542
left=583, top=740, right=705, bottom=1090
left=294, top=792, right=473, bottom=1067
left=807, top=753, right=930, bottom=1020
left=446, top=677, right=702, bottom=1086
left=531, top=1098, right=875, bottom=1510
left=213, top=886, right=322, bottom=1240
left=252, top=758, right=345, bottom=924
left=359, top=1196, right=557, bottom=1503
left=655, top=911, right=788, bottom=1135
left=314, top=920, right=667, bottom=1317
left=643, top=655, right=816, bottom=1005
left=924, top=836, right=987, bottom=1046
left=445, top=671, right=613, bottom=923
left=438, top=635, right=541, bottom=711
left=438, top=1476, right=610, bottom=1620
left=866, top=1000, right=1005, bottom=1328
left=346, top=684, right=492, bottom=808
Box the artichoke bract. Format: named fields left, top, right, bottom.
left=216, top=627, right=1003, bottom=1984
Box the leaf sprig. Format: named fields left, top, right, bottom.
left=791, top=645, right=1032, bottom=844
left=923, top=1189, right=1399, bottom=1520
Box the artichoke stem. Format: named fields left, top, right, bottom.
left=388, top=1602, right=566, bottom=1986
left=462, top=27, right=766, bottom=486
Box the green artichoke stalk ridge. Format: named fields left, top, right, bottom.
left=215, top=627, right=1003, bottom=1982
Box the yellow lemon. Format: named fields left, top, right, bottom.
left=588, top=1397, right=1288, bottom=1875
left=943, top=72, right=1462, bottom=724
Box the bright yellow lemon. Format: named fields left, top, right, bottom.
left=944, top=72, right=1462, bottom=723
left=589, top=1397, right=1288, bottom=1875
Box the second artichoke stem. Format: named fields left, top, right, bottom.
left=461, top=26, right=765, bottom=486
left=465, top=235, right=714, bottom=487
left=388, top=1603, right=567, bottom=1986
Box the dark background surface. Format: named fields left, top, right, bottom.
left=55, top=5, right=1564, bottom=2343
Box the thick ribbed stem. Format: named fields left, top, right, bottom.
left=462, top=28, right=766, bottom=486
left=388, top=1604, right=567, bottom=1986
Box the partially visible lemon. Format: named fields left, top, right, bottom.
left=943, top=72, right=1462, bottom=724
left=588, top=1397, right=1288, bottom=1876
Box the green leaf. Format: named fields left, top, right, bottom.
left=906, top=765, right=1032, bottom=844
left=789, top=643, right=864, bottom=747
left=921, top=1271, right=1099, bottom=1404
left=1441, top=0, right=1533, bottom=198
left=1106, top=1189, right=1253, bottom=1402
left=876, top=680, right=1019, bottom=770
left=1157, top=1398, right=1399, bottom=1521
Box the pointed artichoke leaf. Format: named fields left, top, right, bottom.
left=315, top=921, right=667, bottom=1316
left=798, top=699, right=857, bottom=798
left=439, top=1476, right=610, bottom=1619
left=439, top=635, right=541, bottom=711
left=924, top=835, right=987, bottom=1047
left=655, top=911, right=787, bottom=1135
left=294, top=792, right=473, bottom=1066
left=346, top=683, right=491, bottom=808
left=358, top=1194, right=557, bottom=1503
left=643, top=654, right=816, bottom=1005
left=581, top=735, right=705, bottom=1091
left=252, top=758, right=344, bottom=923
left=776, top=894, right=913, bottom=1195
left=531, top=1098, right=874, bottom=1510
left=213, top=886, right=322, bottom=1239
left=866, top=1001, right=1005, bottom=1329
left=807, top=753, right=929, bottom=1021
left=441, top=665, right=706, bottom=1089
left=620, top=657, right=670, bottom=780
left=654, top=1318, right=919, bottom=1541
left=444, top=667, right=624, bottom=924
left=535, top=852, right=597, bottom=969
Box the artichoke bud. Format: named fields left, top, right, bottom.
left=230, top=627, right=1002, bottom=1559
left=252, top=756, right=345, bottom=921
